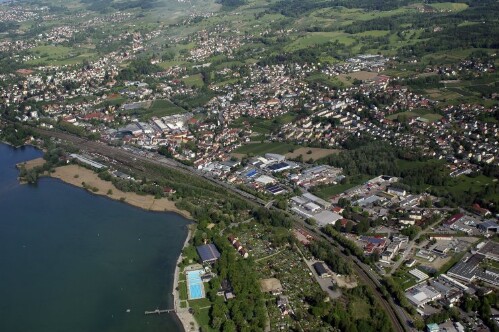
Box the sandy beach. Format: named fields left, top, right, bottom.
left=49, top=164, right=192, bottom=219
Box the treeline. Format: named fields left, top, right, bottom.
left=97, top=171, right=165, bottom=198
left=0, top=123, right=33, bottom=146
left=57, top=121, right=100, bottom=140
left=19, top=147, right=67, bottom=184
left=320, top=140, right=450, bottom=187
left=217, top=0, right=246, bottom=8
left=252, top=207, right=293, bottom=228
left=0, top=21, right=19, bottom=33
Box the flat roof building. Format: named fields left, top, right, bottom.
left=313, top=262, right=330, bottom=278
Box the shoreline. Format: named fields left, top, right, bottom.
left=172, top=224, right=198, bottom=332
left=45, top=164, right=192, bottom=219
left=17, top=156, right=199, bottom=331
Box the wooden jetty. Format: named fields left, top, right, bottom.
left=144, top=308, right=175, bottom=315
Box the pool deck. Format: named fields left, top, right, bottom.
left=172, top=225, right=198, bottom=332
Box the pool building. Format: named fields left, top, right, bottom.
left=196, top=243, right=221, bottom=264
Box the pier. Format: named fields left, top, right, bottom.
left=144, top=308, right=175, bottom=315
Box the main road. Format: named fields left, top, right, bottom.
left=32, top=127, right=410, bottom=332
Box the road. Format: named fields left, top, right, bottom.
left=32, top=127, right=410, bottom=332
left=388, top=216, right=445, bottom=275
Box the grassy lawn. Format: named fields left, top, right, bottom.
left=233, top=142, right=299, bottom=156
left=386, top=111, right=442, bottom=123
left=179, top=281, right=188, bottom=301
left=188, top=297, right=213, bottom=311
left=443, top=175, right=497, bottom=199
left=192, top=307, right=217, bottom=332
left=392, top=271, right=419, bottom=291
left=349, top=299, right=371, bottom=319
left=182, top=74, right=204, bottom=88
left=306, top=73, right=346, bottom=89
left=421, top=113, right=443, bottom=122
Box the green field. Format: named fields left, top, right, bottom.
left=349, top=299, right=371, bottom=319
left=311, top=175, right=370, bottom=199
left=230, top=115, right=288, bottom=134
left=182, top=74, right=204, bottom=88
left=119, top=99, right=186, bottom=120
left=429, top=2, right=469, bottom=12
left=27, top=45, right=96, bottom=66
left=443, top=175, right=497, bottom=199
left=285, top=32, right=355, bottom=52
left=233, top=142, right=299, bottom=156
left=386, top=111, right=443, bottom=123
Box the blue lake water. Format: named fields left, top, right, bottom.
left=0, top=143, right=187, bottom=332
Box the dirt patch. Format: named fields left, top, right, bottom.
left=338, top=71, right=378, bottom=83
left=331, top=273, right=358, bottom=289
left=50, top=164, right=191, bottom=218
left=230, top=153, right=246, bottom=160
left=286, top=147, right=341, bottom=161
left=17, top=157, right=46, bottom=171
left=260, top=278, right=283, bottom=293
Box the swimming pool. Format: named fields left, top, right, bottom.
left=186, top=270, right=204, bottom=300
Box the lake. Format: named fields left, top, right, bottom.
left=0, top=143, right=187, bottom=332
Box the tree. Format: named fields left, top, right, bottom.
left=222, top=320, right=236, bottom=332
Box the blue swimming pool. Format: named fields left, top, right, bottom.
left=186, top=270, right=204, bottom=300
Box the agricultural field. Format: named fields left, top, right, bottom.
left=27, top=45, right=97, bottom=66
left=286, top=147, right=341, bottom=161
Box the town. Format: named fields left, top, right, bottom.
left=1, top=0, right=498, bottom=331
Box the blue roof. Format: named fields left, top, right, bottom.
left=268, top=162, right=289, bottom=171
left=360, top=236, right=385, bottom=244
left=196, top=244, right=221, bottom=263
left=246, top=170, right=257, bottom=178
left=267, top=185, right=285, bottom=194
